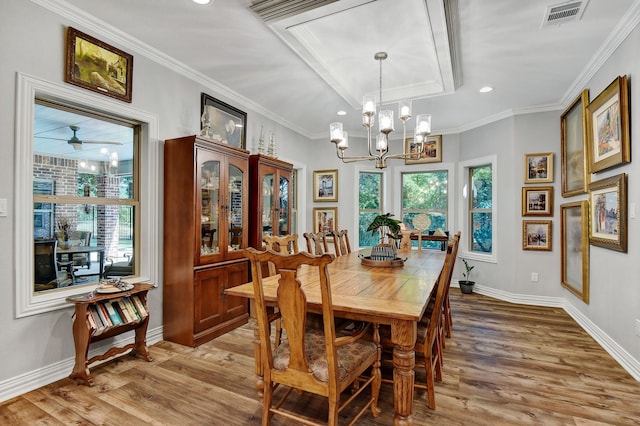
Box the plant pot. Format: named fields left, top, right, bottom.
left=459, top=280, right=475, bottom=294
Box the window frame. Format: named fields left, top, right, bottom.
left=16, top=73, right=160, bottom=317
left=400, top=169, right=449, bottom=233
left=458, top=155, right=497, bottom=263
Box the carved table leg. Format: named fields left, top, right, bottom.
left=391, top=318, right=417, bottom=426
left=249, top=299, right=265, bottom=398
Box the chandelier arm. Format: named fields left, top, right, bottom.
left=335, top=148, right=380, bottom=163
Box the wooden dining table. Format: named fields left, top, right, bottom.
left=225, top=248, right=446, bottom=425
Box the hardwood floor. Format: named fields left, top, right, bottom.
left=2, top=289, right=640, bottom=425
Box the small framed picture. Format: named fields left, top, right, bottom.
left=201, top=93, right=247, bottom=149
left=313, top=169, right=338, bottom=202
left=560, top=200, right=590, bottom=303
left=589, top=173, right=627, bottom=252
left=524, top=152, right=553, bottom=184
left=404, top=135, right=442, bottom=164
left=65, top=27, right=133, bottom=103
left=561, top=90, right=590, bottom=197
left=522, top=186, right=553, bottom=216
left=313, top=207, right=337, bottom=235
left=586, top=75, right=630, bottom=173
left=522, top=220, right=552, bottom=251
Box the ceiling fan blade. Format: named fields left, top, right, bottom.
left=34, top=136, right=68, bottom=141
left=82, top=140, right=124, bottom=145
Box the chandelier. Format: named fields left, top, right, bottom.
left=329, top=52, right=432, bottom=169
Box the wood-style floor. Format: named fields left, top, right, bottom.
left=2, top=289, right=640, bottom=425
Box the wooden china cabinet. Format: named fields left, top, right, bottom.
left=163, top=135, right=249, bottom=347
left=248, top=154, right=293, bottom=249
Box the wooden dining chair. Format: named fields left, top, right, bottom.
left=263, top=234, right=299, bottom=255
left=441, top=231, right=461, bottom=340
left=331, top=229, right=351, bottom=257
left=245, top=247, right=382, bottom=425
left=303, top=232, right=329, bottom=255
left=380, top=240, right=454, bottom=410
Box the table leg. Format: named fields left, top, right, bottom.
left=249, top=299, right=265, bottom=398
left=99, top=251, right=105, bottom=279
left=391, top=318, right=416, bottom=426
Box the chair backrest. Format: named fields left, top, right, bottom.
left=424, top=241, right=455, bottom=343
left=263, top=234, right=299, bottom=254
left=67, top=230, right=91, bottom=246
left=303, top=232, right=329, bottom=255
left=246, top=248, right=340, bottom=390
left=331, top=229, right=351, bottom=256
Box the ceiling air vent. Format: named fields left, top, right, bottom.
left=541, top=0, right=589, bottom=27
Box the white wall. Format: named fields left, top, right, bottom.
left=1, top=0, right=639, bottom=400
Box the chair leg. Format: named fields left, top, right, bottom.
left=371, top=323, right=382, bottom=417
left=444, top=297, right=453, bottom=338
left=262, top=384, right=273, bottom=426
left=327, top=398, right=339, bottom=426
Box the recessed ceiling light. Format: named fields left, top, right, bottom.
left=479, top=86, right=494, bottom=93
left=192, top=0, right=211, bottom=4
left=337, top=110, right=347, bottom=116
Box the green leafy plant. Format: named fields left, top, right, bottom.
left=366, top=213, right=402, bottom=244
left=461, top=258, right=475, bottom=282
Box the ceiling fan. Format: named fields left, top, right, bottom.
left=36, top=125, right=125, bottom=151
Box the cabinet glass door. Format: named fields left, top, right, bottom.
left=227, top=164, right=244, bottom=252
left=200, top=160, right=220, bottom=256
left=278, top=175, right=289, bottom=235
left=261, top=174, right=274, bottom=238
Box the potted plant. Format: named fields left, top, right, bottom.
left=366, top=213, right=402, bottom=246
left=459, top=258, right=475, bottom=294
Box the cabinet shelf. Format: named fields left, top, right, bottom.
left=66, top=283, right=154, bottom=386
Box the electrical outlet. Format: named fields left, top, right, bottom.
left=635, top=319, right=640, bottom=337
left=531, top=272, right=539, bottom=282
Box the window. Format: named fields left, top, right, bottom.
left=358, top=171, right=383, bottom=247
left=16, top=73, right=159, bottom=317
left=459, top=155, right=497, bottom=262
left=401, top=171, right=448, bottom=249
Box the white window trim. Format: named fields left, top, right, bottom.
left=392, top=162, right=456, bottom=235
left=457, top=154, right=498, bottom=264
left=15, top=72, right=160, bottom=317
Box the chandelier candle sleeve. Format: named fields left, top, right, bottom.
left=338, top=131, right=349, bottom=149
left=379, top=110, right=394, bottom=133
left=415, top=114, right=432, bottom=136
left=330, top=122, right=344, bottom=143
left=399, top=100, right=412, bottom=121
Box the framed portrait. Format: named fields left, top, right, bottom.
left=560, top=200, right=589, bottom=303
left=586, top=75, right=630, bottom=173
left=522, top=186, right=553, bottom=216
left=589, top=173, right=627, bottom=252
left=65, top=27, right=133, bottom=103
left=404, top=135, right=442, bottom=164
left=522, top=220, right=552, bottom=251
left=313, top=169, right=338, bottom=202
left=524, top=152, right=554, bottom=183
left=561, top=89, right=590, bottom=197
left=313, top=207, right=337, bottom=235
left=200, top=93, right=247, bottom=149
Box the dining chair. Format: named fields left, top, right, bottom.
left=380, top=240, right=454, bottom=410
left=34, top=240, right=75, bottom=290
left=245, top=247, right=382, bottom=425
left=441, top=231, right=461, bottom=340
left=67, top=231, right=92, bottom=269
left=331, top=229, right=351, bottom=256
left=303, top=232, right=329, bottom=255
left=263, top=234, right=299, bottom=255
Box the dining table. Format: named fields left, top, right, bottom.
left=225, top=247, right=446, bottom=425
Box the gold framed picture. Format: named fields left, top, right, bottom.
left=522, top=220, right=552, bottom=251
left=65, top=27, right=133, bottom=103
left=589, top=173, right=627, bottom=252
left=522, top=186, right=553, bottom=216
left=586, top=75, right=630, bottom=173
left=313, top=207, right=337, bottom=235
left=524, top=152, right=553, bottom=184
left=560, top=200, right=589, bottom=303
left=561, top=89, right=590, bottom=197
left=313, top=169, right=338, bottom=202
left=404, top=135, right=442, bottom=164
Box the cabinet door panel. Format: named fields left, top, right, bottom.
left=223, top=261, right=249, bottom=321
left=278, top=174, right=290, bottom=236
left=194, top=267, right=224, bottom=333
left=197, top=150, right=223, bottom=264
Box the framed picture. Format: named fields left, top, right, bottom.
left=313, top=207, right=337, bottom=235
left=200, top=93, right=247, bottom=149
left=586, top=75, right=630, bottom=173
left=404, top=135, right=442, bottom=164
left=522, top=186, right=553, bottom=216
left=560, top=200, right=589, bottom=303
left=589, top=173, right=627, bottom=252
left=524, top=152, right=554, bottom=183
left=522, top=220, right=552, bottom=251
left=561, top=89, right=590, bottom=197
left=313, top=169, right=338, bottom=202
left=65, top=27, right=133, bottom=103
